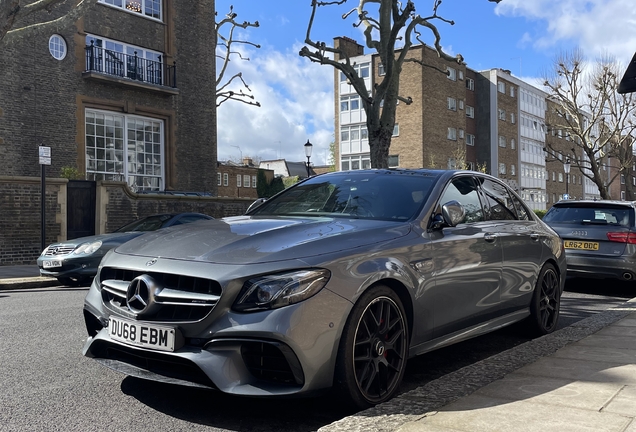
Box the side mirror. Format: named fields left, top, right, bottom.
left=246, top=197, right=267, bottom=214
left=441, top=200, right=466, bottom=227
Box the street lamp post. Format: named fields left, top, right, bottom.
left=304, top=140, right=313, bottom=178
left=563, top=157, right=571, bottom=200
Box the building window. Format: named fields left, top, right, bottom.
left=447, top=127, right=457, bottom=140
left=621, top=174, right=626, bottom=184
left=466, top=106, right=475, bottom=118
left=252, top=175, right=257, bottom=188
left=447, top=97, right=457, bottom=111
left=85, top=109, right=164, bottom=191
left=621, top=191, right=626, bottom=201
left=466, top=134, right=475, bottom=146
left=98, top=0, right=162, bottom=20
left=459, top=100, right=464, bottom=110
left=393, top=124, right=399, bottom=137
left=237, top=174, right=242, bottom=187
left=447, top=67, right=457, bottom=81
left=511, top=165, right=516, bottom=176
left=341, top=154, right=371, bottom=171
left=447, top=158, right=457, bottom=170
left=498, top=109, right=506, bottom=120
left=217, top=173, right=222, bottom=186
left=388, top=155, right=399, bottom=168
left=498, top=136, right=506, bottom=148
left=244, top=175, right=250, bottom=188
left=466, top=78, right=475, bottom=91
left=497, top=81, right=505, bottom=93
left=499, top=163, right=506, bottom=174
left=378, top=63, right=386, bottom=76
left=510, top=138, right=516, bottom=150
left=458, top=129, right=465, bottom=139
left=558, top=173, right=563, bottom=182
left=510, top=87, right=516, bottom=98
left=458, top=70, right=464, bottom=80
left=49, top=35, right=67, bottom=60
left=510, top=113, right=516, bottom=124
left=223, top=173, right=228, bottom=186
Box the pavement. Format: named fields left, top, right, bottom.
left=1, top=265, right=635, bottom=431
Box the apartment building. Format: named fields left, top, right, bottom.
left=332, top=38, right=610, bottom=210
left=0, top=0, right=217, bottom=193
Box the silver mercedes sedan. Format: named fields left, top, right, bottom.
left=82, top=169, right=565, bottom=408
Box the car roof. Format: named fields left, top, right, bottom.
left=552, top=200, right=636, bottom=209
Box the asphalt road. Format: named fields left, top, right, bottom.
left=0, top=278, right=632, bottom=432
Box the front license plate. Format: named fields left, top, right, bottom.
left=42, top=260, right=62, bottom=268
left=564, top=240, right=599, bottom=251
left=109, top=317, right=175, bottom=352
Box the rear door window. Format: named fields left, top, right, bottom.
left=478, top=179, right=518, bottom=221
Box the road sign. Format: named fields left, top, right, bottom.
left=39, top=146, right=51, bottom=165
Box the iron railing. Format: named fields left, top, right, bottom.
left=85, top=42, right=177, bottom=88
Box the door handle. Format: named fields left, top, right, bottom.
left=530, top=233, right=540, bottom=242
left=484, top=232, right=497, bottom=242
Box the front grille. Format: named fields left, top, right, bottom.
left=241, top=342, right=302, bottom=385
left=44, top=246, right=75, bottom=256
left=100, top=267, right=222, bottom=323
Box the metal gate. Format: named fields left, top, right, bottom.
left=67, top=180, right=96, bottom=240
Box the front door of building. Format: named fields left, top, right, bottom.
left=67, top=180, right=96, bottom=240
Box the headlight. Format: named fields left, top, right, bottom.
left=74, top=241, right=102, bottom=255
left=233, top=269, right=331, bottom=312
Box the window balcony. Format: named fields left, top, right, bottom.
left=84, top=42, right=177, bottom=94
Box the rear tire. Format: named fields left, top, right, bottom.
left=526, top=263, right=561, bottom=336
left=334, top=285, right=409, bottom=409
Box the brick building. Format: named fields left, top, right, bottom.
left=217, top=159, right=274, bottom=199
left=332, top=38, right=609, bottom=210
left=0, top=0, right=218, bottom=194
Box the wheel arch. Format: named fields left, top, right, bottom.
left=367, top=278, right=414, bottom=344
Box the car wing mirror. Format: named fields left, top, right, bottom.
left=441, top=200, right=466, bottom=227
left=246, top=197, right=267, bottom=214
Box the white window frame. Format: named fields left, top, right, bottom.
left=466, top=78, right=475, bottom=91
left=466, top=106, right=475, bottom=118
left=49, top=34, right=67, bottom=60
left=85, top=108, right=164, bottom=191
left=466, top=134, right=475, bottom=146
left=447, top=67, right=457, bottom=81
left=393, top=124, right=399, bottom=137
left=510, top=113, right=516, bottom=124
left=458, top=129, right=465, bottom=139
left=244, top=175, right=250, bottom=188
left=510, top=138, right=516, bottom=150
left=498, top=136, right=506, bottom=148
left=559, top=173, right=563, bottom=182
left=447, top=97, right=457, bottom=111
left=498, top=109, right=506, bottom=121
left=378, top=63, right=386, bottom=76
left=511, top=165, right=516, bottom=176
left=223, top=173, right=228, bottom=186
left=252, top=175, right=257, bottom=188
left=237, top=174, right=242, bottom=187
left=458, top=70, right=464, bottom=80
left=217, top=172, right=222, bottom=186
left=459, top=100, right=464, bottom=110
left=447, top=127, right=457, bottom=141
left=499, top=163, right=506, bottom=174
left=510, top=87, right=516, bottom=98
left=497, top=81, right=505, bottom=93
left=98, top=0, right=162, bottom=21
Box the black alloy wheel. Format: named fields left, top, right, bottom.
left=528, top=263, right=561, bottom=336
left=335, top=286, right=408, bottom=408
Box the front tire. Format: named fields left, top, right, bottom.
left=334, top=285, right=409, bottom=408
left=527, top=263, right=561, bottom=336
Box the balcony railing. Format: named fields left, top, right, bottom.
left=85, top=42, right=177, bottom=88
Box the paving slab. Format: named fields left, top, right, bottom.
left=473, top=373, right=623, bottom=411
left=396, top=393, right=633, bottom=432
left=552, top=344, right=636, bottom=363
left=604, top=385, right=636, bottom=417
left=516, top=356, right=636, bottom=385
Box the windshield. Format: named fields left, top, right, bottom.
left=115, top=214, right=175, bottom=232
left=250, top=171, right=439, bottom=221
left=543, top=205, right=632, bottom=227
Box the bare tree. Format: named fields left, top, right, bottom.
left=300, top=0, right=499, bottom=168
left=216, top=5, right=260, bottom=108
left=543, top=49, right=636, bottom=199
left=1, top=0, right=96, bottom=43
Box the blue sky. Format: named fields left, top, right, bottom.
left=215, top=0, right=636, bottom=166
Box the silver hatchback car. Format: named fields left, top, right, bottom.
left=82, top=169, right=565, bottom=407
left=543, top=200, right=636, bottom=281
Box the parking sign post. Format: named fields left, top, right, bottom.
left=39, top=146, right=51, bottom=251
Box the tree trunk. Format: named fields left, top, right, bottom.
left=368, top=126, right=392, bottom=169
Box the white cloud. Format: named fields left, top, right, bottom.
left=217, top=43, right=335, bottom=166
left=495, top=0, right=636, bottom=64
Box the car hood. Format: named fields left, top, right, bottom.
left=113, top=216, right=411, bottom=264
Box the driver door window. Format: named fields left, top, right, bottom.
left=439, top=176, right=484, bottom=224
